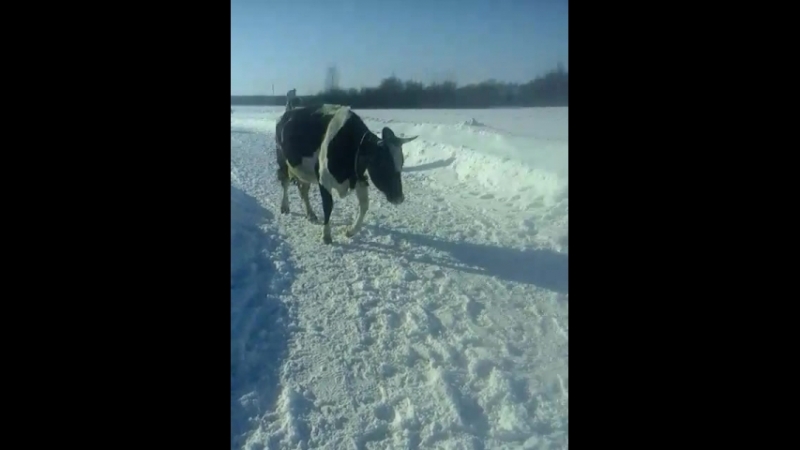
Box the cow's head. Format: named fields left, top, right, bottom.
left=365, top=127, right=418, bottom=205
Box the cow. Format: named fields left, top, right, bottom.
left=275, top=103, right=418, bottom=244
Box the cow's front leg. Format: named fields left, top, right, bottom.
left=280, top=178, right=290, bottom=214
left=346, top=180, right=369, bottom=238
left=319, top=185, right=334, bottom=244
left=297, top=182, right=318, bottom=222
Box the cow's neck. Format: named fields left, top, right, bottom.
left=353, top=131, right=370, bottom=177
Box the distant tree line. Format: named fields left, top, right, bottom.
left=230, top=63, right=567, bottom=109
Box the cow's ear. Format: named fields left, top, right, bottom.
left=382, top=127, right=396, bottom=142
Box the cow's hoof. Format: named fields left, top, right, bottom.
left=322, top=234, right=332, bottom=245
left=307, top=213, right=318, bottom=223
left=280, top=204, right=290, bottom=214
left=345, top=228, right=357, bottom=238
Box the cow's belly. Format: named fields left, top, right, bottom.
left=319, top=166, right=352, bottom=199
left=287, top=154, right=319, bottom=184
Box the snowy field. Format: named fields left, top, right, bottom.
left=231, top=106, right=568, bottom=450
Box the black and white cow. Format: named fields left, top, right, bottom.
left=275, top=103, right=417, bottom=244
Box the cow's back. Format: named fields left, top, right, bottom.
left=277, top=104, right=344, bottom=165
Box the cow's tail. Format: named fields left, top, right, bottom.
left=285, top=88, right=299, bottom=111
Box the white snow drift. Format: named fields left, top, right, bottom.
left=231, top=106, right=568, bottom=450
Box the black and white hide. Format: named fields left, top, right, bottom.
left=274, top=104, right=418, bottom=244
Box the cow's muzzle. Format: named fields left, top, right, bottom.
left=387, top=193, right=404, bottom=205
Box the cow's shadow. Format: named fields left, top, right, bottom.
left=349, top=225, right=568, bottom=294
left=230, top=186, right=293, bottom=448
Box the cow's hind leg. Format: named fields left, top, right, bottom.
left=346, top=179, right=369, bottom=238
left=319, top=185, right=334, bottom=244
left=277, top=151, right=291, bottom=215
left=297, top=182, right=318, bottom=223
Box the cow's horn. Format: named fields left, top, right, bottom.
left=396, top=135, right=418, bottom=145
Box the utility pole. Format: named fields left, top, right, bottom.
left=272, top=84, right=275, bottom=96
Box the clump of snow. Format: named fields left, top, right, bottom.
left=231, top=106, right=568, bottom=449
left=460, top=117, right=486, bottom=127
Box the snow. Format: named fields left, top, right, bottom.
left=231, top=106, right=568, bottom=450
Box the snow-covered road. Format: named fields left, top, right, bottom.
left=231, top=107, right=568, bottom=450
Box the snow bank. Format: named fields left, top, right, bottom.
left=230, top=106, right=284, bottom=136
left=230, top=185, right=293, bottom=449
left=360, top=109, right=568, bottom=210
left=232, top=106, right=569, bottom=250
left=360, top=108, right=568, bottom=251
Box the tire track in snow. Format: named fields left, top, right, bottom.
left=231, top=125, right=568, bottom=449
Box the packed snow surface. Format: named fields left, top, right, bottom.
left=231, top=106, right=568, bottom=450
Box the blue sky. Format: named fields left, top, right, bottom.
left=231, top=0, right=568, bottom=96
